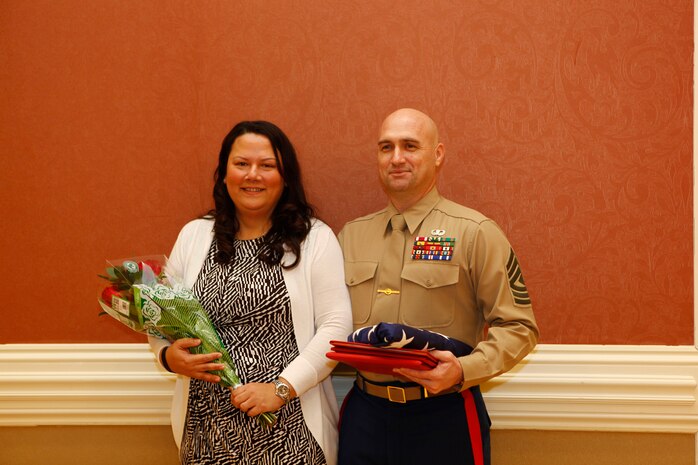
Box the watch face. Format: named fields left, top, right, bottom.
left=275, top=381, right=290, bottom=400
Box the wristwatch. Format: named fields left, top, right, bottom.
left=274, top=379, right=291, bottom=404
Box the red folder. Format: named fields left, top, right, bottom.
left=326, top=340, right=438, bottom=374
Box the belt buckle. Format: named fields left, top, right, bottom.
left=387, top=386, right=407, bottom=403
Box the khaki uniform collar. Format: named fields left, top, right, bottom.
left=384, top=188, right=442, bottom=235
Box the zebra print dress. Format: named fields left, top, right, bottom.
left=179, top=237, right=326, bottom=465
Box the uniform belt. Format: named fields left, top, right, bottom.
left=355, top=375, right=456, bottom=403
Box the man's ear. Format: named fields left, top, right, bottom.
left=434, top=143, right=445, bottom=167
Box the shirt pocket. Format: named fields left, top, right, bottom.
left=400, top=262, right=460, bottom=328
left=344, top=260, right=378, bottom=325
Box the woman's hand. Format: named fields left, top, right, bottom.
left=164, top=338, right=225, bottom=384
left=230, top=379, right=295, bottom=417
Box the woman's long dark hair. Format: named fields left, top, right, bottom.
left=211, top=121, right=315, bottom=269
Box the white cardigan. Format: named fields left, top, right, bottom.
left=148, top=218, right=352, bottom=465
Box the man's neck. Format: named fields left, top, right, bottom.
left=388, top=185, right=436, bottom=213
left=390, top=196, right=420, bottom=213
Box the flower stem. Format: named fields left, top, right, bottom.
left=258, top=412, right=277, bottom=427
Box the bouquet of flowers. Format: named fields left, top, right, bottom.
left=98, top=255, right=276, bottom=427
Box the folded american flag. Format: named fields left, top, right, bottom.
left=348, top=322, right=473, bottom=357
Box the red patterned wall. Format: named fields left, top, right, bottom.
left=0, top=0, right=692, bottom=344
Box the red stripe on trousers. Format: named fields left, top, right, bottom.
left=462, top=389, right=483, bottom=465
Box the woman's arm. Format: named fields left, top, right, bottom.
left=280, top=222, right=353, bottom=397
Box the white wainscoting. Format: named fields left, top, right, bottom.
left=1, top=343, right=697, bottom=433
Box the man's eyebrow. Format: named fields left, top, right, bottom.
left=377, top=137, right=421, bottom=146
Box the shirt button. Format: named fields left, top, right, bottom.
left=425, top=279, right=432, bottom=287
left=349, top=278, right=355, bottom=284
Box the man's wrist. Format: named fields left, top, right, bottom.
left=453, top=371, right=465, bottom=391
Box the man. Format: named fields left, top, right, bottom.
left=337, top=108, right=538, bottom=465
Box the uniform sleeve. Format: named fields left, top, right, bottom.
left=280, top=224, right=353, bottom=396
left=459, top=220, right=539, bottom=388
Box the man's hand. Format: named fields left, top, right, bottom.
left=164, top=338, right=225, bottom=384
left=393, top=350, right=464, bottom=394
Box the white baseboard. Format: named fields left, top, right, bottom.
left=1, top=343, right=697, bottom=433
left=483, top=344, right=698, bottom=433
left=0, top=344, right=175, bottom=426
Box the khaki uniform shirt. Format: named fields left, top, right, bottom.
left=338, top=188, right=538, bottom=388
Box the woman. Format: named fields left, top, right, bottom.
left=149, top=121, right=352, bottom=465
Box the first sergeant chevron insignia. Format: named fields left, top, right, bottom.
left=506, top=248, right=531, bottom=306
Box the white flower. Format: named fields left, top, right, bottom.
left=141, top=300, right=162, bottom=324
left=150, top=283, right=176, bottom=300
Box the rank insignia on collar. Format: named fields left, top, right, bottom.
left=431, top=229, right=446, bottom=236
left=412, top=237, right=455, bottom=261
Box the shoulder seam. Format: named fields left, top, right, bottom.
left=431, top=207, right=491, bottom=226
left=343, top=209, right=387, bottom=226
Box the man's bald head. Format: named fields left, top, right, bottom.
left=380, top=108, right=440, bottom=148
